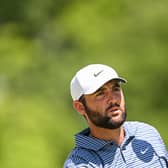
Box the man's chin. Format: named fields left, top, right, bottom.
left=98, top=120, right=124, bottom=129
left=107, top=117, right=126, bottom=129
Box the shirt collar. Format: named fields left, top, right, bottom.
left=75, top=122, right=135, bottom=151
left=75, top=128, right=112, bottom=151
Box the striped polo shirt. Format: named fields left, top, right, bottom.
left=64, top=121, right=168, bottom=168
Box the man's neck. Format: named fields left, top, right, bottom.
left=89, top=126, right=125, bottom=145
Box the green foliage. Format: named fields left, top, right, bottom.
left=0, top=0, right=168, bottom=167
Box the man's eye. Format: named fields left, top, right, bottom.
left=96, top=92, right=104, bottom=96
left=114, top=87, right=120, bottom=91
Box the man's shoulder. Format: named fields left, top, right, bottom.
left=64, top=147, right=100, bottom=168
left=125, top=121, right=154, bottom=128
left=124, top=121, right=159, bottom=135
left=64, top=148, right=85, bottom=167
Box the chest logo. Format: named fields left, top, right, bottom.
left=140, top=147, right=149, bottom=154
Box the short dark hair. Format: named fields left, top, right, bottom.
left=79, top=95, right=89, bottom=113
left=79, top=95, right=86, bottom=105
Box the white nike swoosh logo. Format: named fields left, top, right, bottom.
left=94, top=70, right=103, bottom=77
left=140, top=147, right=149, bottom=154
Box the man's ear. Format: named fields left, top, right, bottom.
left=73, top=101, right=86, bottom=115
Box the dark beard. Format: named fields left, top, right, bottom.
left=84, top=103, right=127, bottom=129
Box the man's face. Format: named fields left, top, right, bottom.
left=82, top=80, right=126, bottom=129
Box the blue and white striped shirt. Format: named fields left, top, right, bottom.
left=64, top=121, right=168, bottom=168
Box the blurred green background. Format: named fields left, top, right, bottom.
left=0, top=0, right=168, bottom=167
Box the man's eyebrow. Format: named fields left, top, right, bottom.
left=113, top=82, right=121, bottom=87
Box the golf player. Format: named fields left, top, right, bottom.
left=64, top=64, right=168, bottom=168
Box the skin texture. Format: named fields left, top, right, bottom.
left=73, top=80, right=127, bottom=145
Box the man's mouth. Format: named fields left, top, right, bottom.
left=106, top=104, right=120, bottom=111
left=106, top=106, right=121, bottom=116
left=111, top=107, right=119, bottom=112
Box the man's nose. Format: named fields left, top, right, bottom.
left=107, top=91, right=117, bottom=104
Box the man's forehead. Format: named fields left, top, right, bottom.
left=102, top=79, right=121, bottom=87
left=83, top=79, right=121, bottom=98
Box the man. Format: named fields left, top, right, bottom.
left=64, top=64, right=168, bottom=168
